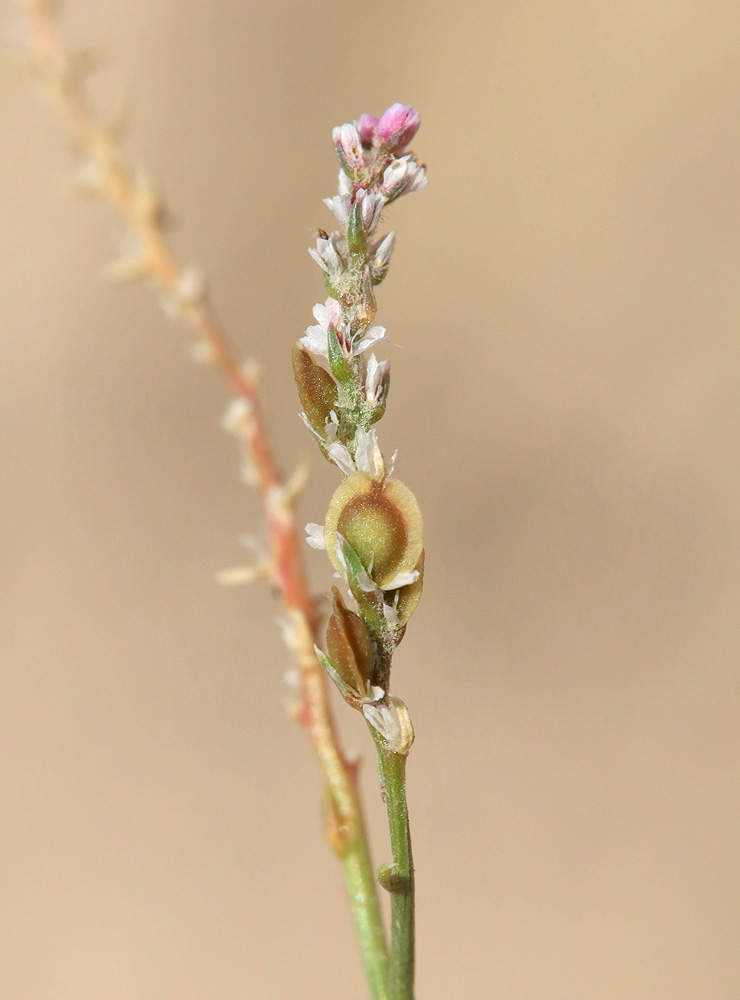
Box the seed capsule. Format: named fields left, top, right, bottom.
left=395, top=551, right=425, bottom=626
left=325, top=472, right=423, bottom=590
left=291, top=345, right=338, bottom=437
left=325, top=587, right=376, bottom=698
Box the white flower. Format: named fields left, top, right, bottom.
left=325, top=410, right=339, bottom=443
left=380, top=158, right=409, bottom=197
left=352, top=325, right=387, bottom=355
left=300, top=298, right=343, bottom=359
left=408, top=164, right=428, bottom=193
left=371, top=231, right=395, bottom=277
left=381, top=569, right=420, bottom=591
left=333, top=540, right=348, bottom=577
left=338, top=169, right=353, bottom=196
left=362, top=696, right=415, bottom=754
left=300, top=324, right=329, bottom=358
left=354, top=428, right=385, bottom=480
left=308, top=235, right=342, bottom=279
left=332, top=123, right=364, bottom=170
left=305, top=523, right=326, bottom=550
left=382, top=598, right=400, bottom=627
left=327, top=441, right=356, bottom=475
left=379, top=155, right=427, bottom=201
left=355, top=188, right=385, bottom=233
left=313, top=298, right=342, bottom=329
left=323, top=193, right=351, bottom=227
left=365, top=354, right=390, bottom=404
left=361, top=685, right=387, bottom=705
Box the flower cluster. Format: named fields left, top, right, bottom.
left=294, top=104, right=427, bottom=755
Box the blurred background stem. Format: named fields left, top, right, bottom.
left=18, top=4, right=389, bottom=995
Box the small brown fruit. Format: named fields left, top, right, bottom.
left=325, top=587, right=376, bottom=697
left=291, top=345, right=338, bottom=437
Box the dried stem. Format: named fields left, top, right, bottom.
left=17, top=3, right=388, bottom=994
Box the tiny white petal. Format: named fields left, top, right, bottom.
left=362, top=685, right=386, bottom=705
left=365, top=354, right=390, bottom=403
left=334, top=541, right=349, bottom=579
left=354, top=325, right=387, bottom=355
left=305, top=523, right=326, bottom=550
left=313, top=297, right=342, bottom=328
left=365, top=353, right=380, bottom=395
left=382, top=601, right=400, bottom=626
left=408, top=166, right=428, bottom=192
left=315, top=236, right=342, bottom=275
left=323, top=194, right=350, bottom=227
left=335, top=123, right=364, bottom=168
left=325, top=410, right=339, bottom=443
left=381, top=160, right=409, bottom=196
left=327, top=442, right=357, bottom=476
left=308, top=247, right=329, bottom=273
left=362, top=701, right=400, bottom=745
left=381, top=570, right=420, bottom=591
left=355, top=568, right=377, bottom=593
left=383, top=159, right=407, bottom=185
left=354, top=428, right=385, bottom=480
left=312, top=301, right=329, bottom=324
left=300, top=324, right=329, bottom=358
left=298, top=411, right=321, bottom=442
left=353, top=428, right=374, bottom=475
left=372, top=231, right=395, bottom=270
left=360, top=190, right=385, bottom=231
left=363, top=696, right=414, bottom=754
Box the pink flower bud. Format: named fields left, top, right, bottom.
left=356, top=113, right=379, bottom=148
left=375, top=103, right=420, bottom=151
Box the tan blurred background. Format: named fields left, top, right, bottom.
left=1, top=1, right=739, bottom=997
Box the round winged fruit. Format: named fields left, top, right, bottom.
left=324, top=471, right=423, bottom=590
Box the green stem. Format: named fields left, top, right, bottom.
left=373, top=733, right=415, bottom=1000
left=340, top=819, right=390, bottom=1000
